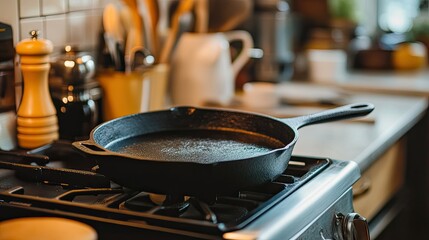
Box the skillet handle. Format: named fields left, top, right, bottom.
left=72, top=140, right=111, bottom=156
left=281, top=103, right=375, bottom=129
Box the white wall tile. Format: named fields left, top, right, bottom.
left=45, top=14, right=67, bottom=50
left=97, top=0, right=116, bottom=9
left=89, top=9, right=103, bottom=48
left=67, top=12, right=91, bottom=50
left=67, top=10, right=103, bottom=51
left=20, top=17, right=45, bottom=40
left=69, top=0, right=94, bottom=11
left=0, top=0, right=19, bottom=44
left=3, top=0, right=110, bottom=49
left=19, top=0, right=41, bottom=18
left=92, top=0, right=103, bottom=9
left=42, top=0, right=67, bottom=15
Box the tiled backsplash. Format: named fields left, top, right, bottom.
left=0, top=0, right=115, bottom=52
left=0, top=0, right=116, bottom=112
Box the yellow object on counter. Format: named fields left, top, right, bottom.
left=392, top=42, right=427, bottom=70
left=98, top=64, right=169, bottom=121
left=0, top=217, right=97, bottom=240
left=15, top=30, right=59, bottom=149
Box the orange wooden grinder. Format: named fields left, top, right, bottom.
left=15, top=30, right=58, bottom=148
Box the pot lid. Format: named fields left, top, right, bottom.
left=51, top=45, right=96, bottom=84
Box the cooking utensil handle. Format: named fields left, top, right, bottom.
left=281, top=103, right=375, bottom=129
left=72, top=140, right=111, bottom=156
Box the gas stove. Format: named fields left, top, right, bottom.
left=0, top=141, right=369, bottom=239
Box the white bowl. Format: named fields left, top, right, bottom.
left=307, top=49, right=347, bottom=83
left=242, top=82, right=280, bottom=108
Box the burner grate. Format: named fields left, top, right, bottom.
left=0, top=142, right=330, bottom=238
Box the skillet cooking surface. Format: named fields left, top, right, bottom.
left=105, top=129, right=285, bottom=163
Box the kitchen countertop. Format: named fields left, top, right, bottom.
left=292, top=92, right=427, bottom=171
left=334, top=69, right=429, bottom=96
left=233, top=84, right=428, bottom=172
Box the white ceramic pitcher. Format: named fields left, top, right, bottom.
left=170, top=30, right=253, bottom=106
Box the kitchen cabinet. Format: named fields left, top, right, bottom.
left=352, top=139, right=405, bottom=227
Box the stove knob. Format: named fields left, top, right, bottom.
left=335, top=212, right=370, bottom=240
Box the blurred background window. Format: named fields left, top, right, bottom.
left=379, top=0, right=421, bottom=34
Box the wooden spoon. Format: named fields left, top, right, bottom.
left=122, top=0, right=145, bottom=72
left=103, top=3, right=125, bottom=71
left=208, top=0, right=253, bottom=32
left=144, top=0, right=159, bottom=55
left=136, top=0, right=159, bottom=59
left=195, top=0, right=209, bottom=33
left=159, top=0, right=195, bottom=64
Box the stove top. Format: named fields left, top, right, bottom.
left=0, top=141, right=361, bottom=239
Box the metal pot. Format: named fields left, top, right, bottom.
left=51, top=46, right=95, bottom=85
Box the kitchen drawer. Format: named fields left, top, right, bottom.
left=353, top=139, right=406, bottom=220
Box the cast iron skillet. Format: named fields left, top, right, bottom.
left=73, top=103, right=374, bottom=196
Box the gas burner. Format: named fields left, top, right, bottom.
left=185, top=198, right=249, bottom=224
left=120, top=192, right=249, bottom=223
left=121, top=192, right=190, bottom=216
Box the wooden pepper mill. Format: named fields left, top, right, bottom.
left=16, top=30, right=58, bottom=149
